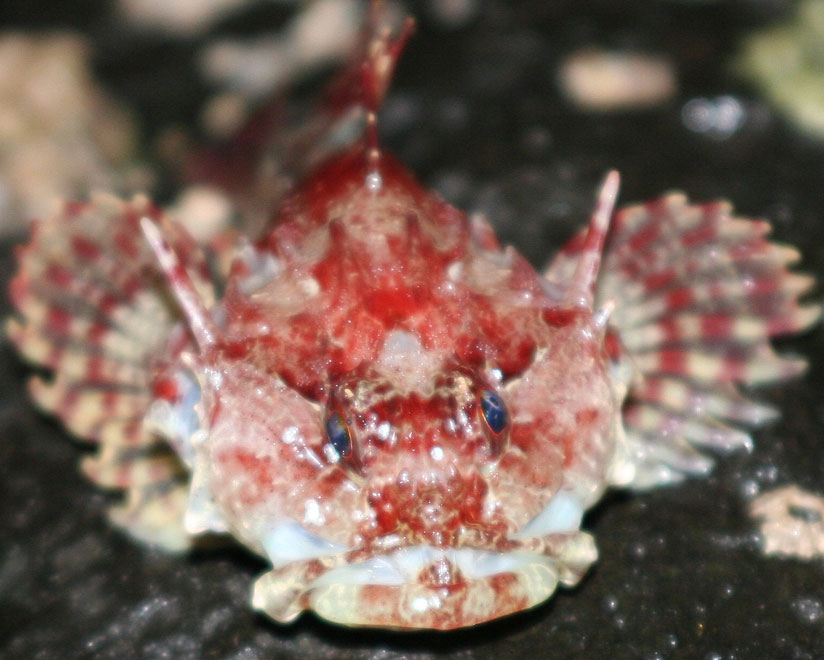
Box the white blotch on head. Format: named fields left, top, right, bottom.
left=323, top=443, right=341, bottom=463
left=430, top=446, right=445, bottom=461
left=439, top=279, right=457, bottom=295
left=376, top=330, right=442, bottom=393
left=304, top=499, right=324, bottom=525
left=365, top=171, right=383, bottom=192
left=237, top=246, right=282, bottom=294
left=281, top=426, right=300, bottom=445
left=206, top=369, right=223, bottom=389
left=299, top=277, right=320, bottom=297
left=377, top=421, right=391, bottom=441
left=487, top=368, right=503, bottom=385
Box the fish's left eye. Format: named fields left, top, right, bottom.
left=325, top=411, right=352, bottom=458
left=479, top=389, right=508, bottom=434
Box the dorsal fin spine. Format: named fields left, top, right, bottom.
left=360, top=12, right=416, bottom=179
left=140, top=217, right=219, bottom=350
left=567, top=170, right=620, bottom=309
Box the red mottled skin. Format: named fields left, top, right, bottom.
left=7, top=9, right=818, bottom=633
left=174, top=142, right=617, bottom=628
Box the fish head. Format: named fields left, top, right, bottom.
left=187, top=300, right=614, bottom=629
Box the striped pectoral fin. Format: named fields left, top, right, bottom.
left=7, top=194, right=226, bottom=551
left=108, top=479, right=192, bottom=553
left=553, top=190, right=821, bottom=489
left=80, top=414, right=191, bottom=552
left=82, top=423, right=189, bottom=530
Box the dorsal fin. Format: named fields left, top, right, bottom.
left=141, top=217, right=219, bottom=350
left=566, top=170, right=620, bottom=309
left=360, top=6, right=415, bottom=180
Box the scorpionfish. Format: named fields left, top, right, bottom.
left=7, top=17, right=820, bottom=630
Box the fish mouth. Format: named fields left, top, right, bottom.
left=254, top=535, right=597, bottom=630
left=305, top=545, right=565, bottom=629
left=253, top=489, right=596, bottom=629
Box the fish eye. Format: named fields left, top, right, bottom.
left=479, top=389, right=508, bottom=435
left=325, top=411, right=352, bottom=459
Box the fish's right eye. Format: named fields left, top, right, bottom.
left=479, top=389, right=508, bottom=435
left=325, top=411, right=352, bottom=459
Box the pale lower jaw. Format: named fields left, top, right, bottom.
left=311, top=545, right=556, bottom=587
left=252, top=489, right=592, bottom=628
left=306, top=547, right=562, bottom=629
left=252, top=532, right=598, bottom=628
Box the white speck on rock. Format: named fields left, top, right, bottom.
left=792, top=596, right=824, bottom=624
left=682, top=95, right=746, bottom=140
left=750, top=485, right=824, bottom=559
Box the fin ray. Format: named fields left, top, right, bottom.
left=8, top=195, right=225, bottom=550
left=550, top=193, right=820, bottom=488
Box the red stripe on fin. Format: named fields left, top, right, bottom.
left=7, top=194, right=230, bottom=551
left=550, top=191, right=820, bottom=489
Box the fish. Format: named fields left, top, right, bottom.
left=6, top=16, right=820, bottom=631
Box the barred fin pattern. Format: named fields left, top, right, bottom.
left=547, top=193, right=820, bottom=489
left=7, top=194, right=217, bottom=550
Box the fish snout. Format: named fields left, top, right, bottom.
left=367, top=466, right=488, bottom=545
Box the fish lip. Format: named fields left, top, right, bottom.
left=302, top=545, right=569, bottom=630
left=261, top=484, right=588, bottom=576
left=254, top=528, right=598, bottom=628
left=311, top=545, right=547, bottom=588
left=509, top=487, right=586, bottom=540
left=256, top=485, right=592, bottom=626
left=262, top=520, right=350, bottom=569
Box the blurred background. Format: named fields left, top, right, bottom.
left=1, top=1, right=823, bottom=658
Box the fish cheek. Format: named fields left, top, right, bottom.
left=492, top=418, right=566, bottom=531
left=502, top=327, right=616, bottom=509
left=193, top=363, right=354, bottom=551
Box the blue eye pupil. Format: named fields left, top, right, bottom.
left=480, top=389, right=507, bottom=434
left=326, top=412, right=352, bottom=457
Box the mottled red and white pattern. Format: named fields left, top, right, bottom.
left=6, top=15, right=820, bottom=630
